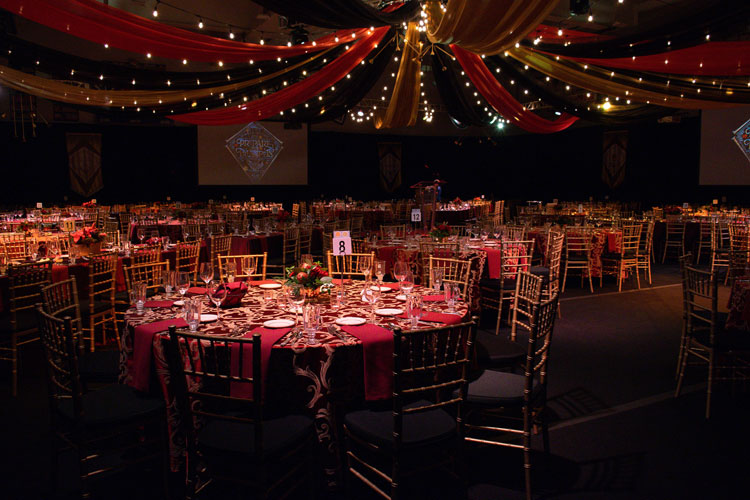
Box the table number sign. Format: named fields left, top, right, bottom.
left=411, top=208, right=422, bottom=222
left=682, top=203, right=689, bottom=209
left=36, top=202, right=43, bottom=208
left=332, top=231, right=352, bottom=255
left=272, top=206, right=279, bottom=214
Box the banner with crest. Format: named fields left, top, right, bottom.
left=378, top=142, right=402, bottom=193
left=66, top=133, right=103, bottom=197
left=602, top=130, right=627, bottom=189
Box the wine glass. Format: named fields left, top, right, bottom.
left=400, top=270, right=414, bottom=296
left=358, top=256, right=372, bottom=282
left=162, top=236, right=170, bottom=251
left=137, top=227, right=145, bottom=245
left=287, top=284, right=305, bottom=328
left=177, top=271, right=190, bottom=301
left=374, top=259, right=386, bottom=285
left=208, top=280, right=225, bottom=324
left=430, top=267, right=444, bottom=293
left=392, top=260, right=408, bottom=284
left=200, top=263, right=213, bottom=287
left=242, top=257, right=256, bottom=280
left=361, top=284, right=380, bottom=322
left=493, top=226, right=503, bottom=240
left=406, top=294, right=424, bottom=329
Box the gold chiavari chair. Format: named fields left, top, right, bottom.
left=562, top=227, right=594, bottom=293
left=530, top=230, right=563, bottom=317
left=131, top=244, right=162, bottom=264
left=711, top=221, right=731, bottom=284
left=117, top=212, right=133, bottom=236
left=2, top=234, right=29, bottom=261
left=695, top=220, right=714, bottom=264
left=510, top=271, right=544, bottom=345
left=84, top=252, right=118, bottom=352
left=298, top=224, right=313, bottom=260
left=218, top=253, right=267, bottom=282
left=506, top=225, right=527, bottom=241
left=182, top=222, right=200, bottom=241
left=124, top=261, right=170, bottom=298
left=208, top=221, right=225, bottom=236
left=209, top=234, right=232, bottom=270
left=351, top=239, right=370, bottom=254
left=662, top=217, right=685, bottom=263
left=636, top=219, right=655, bottom=285
left=291, top=202, right=300, bottom=221
left=428, top=255, right=471, bottom=300
left=449, top=225, right=470, bottom=237
left=492, top=240, right=534, bottom=335
left=1, top=261, right=52, bottom=395
left=350, top=215, right=364, bottom=238
left=37, top=307, right=166, bottom=499
left=675, top=265, right=750, bottom=418
left=326, top=251, right=375, bottom=281
left=380, top=224, right=407, bottom=239
left=174, top=241, right=201, bottom=285
left=343, top=318, right=478, bottom=500
left=462, top=295, right=559, bottom=500
left=164, top=326, right=315, bottom=499
left=601, top=223, right=642, bottom=292
left=494, top=200, right=505, bottom=224
left=418, top=241, right=459, bottom=285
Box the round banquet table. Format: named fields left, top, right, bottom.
left=119, top=281, right=469, bottom=487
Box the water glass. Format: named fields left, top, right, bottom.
left=444, top=283, right=460, bottom=311
left=430, top=267, right=444, bottom=293
left=263, top=289, right=275, bottom=308
left=241, top=257, right=256, bottom=279
left=330, top=288, right=345, bottom=311
left=361, top=285, right=380, bottom=321
left=185, top=298, right=202, bottom=332
left=225, top=262, right=237, bottom=283
left=177, top=271, right=190, bottom=298
left=131, top=282, right=146, bottom=315
left=406, top=294, right=424, bottom=329
left=163, top=270, right=177, bottom=296
left=374, top=260, right=386, bottom=284
left=399, top=270, right=414, bottom=295
left=200, top=263, right=213, bottom=285
left=303, top=304, right=321, bottom=345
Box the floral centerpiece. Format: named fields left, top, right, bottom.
left=430, top=222, right=451, bottom=241
left=664, top=205, right=683, bottom=215
left=285, top=261, right=332, bottom=301
left=277, top=209, right=290, bottom=223
left=82, top=200, right=97, bottom=208
left=16, top=222, right=35, bottom=234
left=71, top=225, right=106, bottom=256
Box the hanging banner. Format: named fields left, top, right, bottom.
left=602, top=130, right=627, bottom=189
left=378, top=142, right=402, bottom=193
left=67, top=133, right=103, bottom=197
left=732, top=117, right=750, bottom=164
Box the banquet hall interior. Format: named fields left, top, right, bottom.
left=1, top=0, right=750, bottom=499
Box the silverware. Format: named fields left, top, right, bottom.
left=327, top=324, right=347, bottom=341
left=280, top=328, right=300, bottom=346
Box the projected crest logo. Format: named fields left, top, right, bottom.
left=225, top=123, right=283, bottom=182
left=732, top=118, right=750, bottom=164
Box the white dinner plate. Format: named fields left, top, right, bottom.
left=173, top=300, right=185, bottom=307
left=374, top=308, right=404, bottom=316
left=259, top=283, right=282, bottom=289
left=370, top=286, right=392, bottom=292
left=200, top=314, right=219, bottom=323
left=335, top=317, right=366, bottom=326
left=395, top=294, right=407, bottom=301
left=263, top=319, right=295, bottom=328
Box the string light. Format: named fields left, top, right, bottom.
left=228, top=27, right=235, bottom=40
left=152, top=1, right=159, bottom=18
left=197, top=17, right=204, bottom=29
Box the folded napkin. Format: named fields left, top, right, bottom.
left=144, top=300, right=174, bottom=308
left=397, top=310, right=463, bottom=325
left=129, top=318, right=188, bottom=392
left=422, top=294, right=444, bottom=302
left=187, top=286, right=207, bottom=295
left=230, top=327, right=290, bottom=400
left=247, top=280, right=280, bottom=286
left=341, top=324, right=393, bottom=401
left=483, top=247, right=502, bottom=279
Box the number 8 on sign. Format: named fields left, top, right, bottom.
left=332, top=231, right=352, bottom=256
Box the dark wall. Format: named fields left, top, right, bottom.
left=0, top=116, right=744, bottom=207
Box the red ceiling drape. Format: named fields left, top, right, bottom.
left=544, top=42, right=750, bottom=76
left=170, top=27, right=389, bottom=125
left=0, top=0, right=368, bottom=63
left=451, top=45, right=578, bottom=134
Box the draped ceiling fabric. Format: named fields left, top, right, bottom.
left=0, top=49, right=334, bottom=108
left=0, top=0, right=369, bottom=63
left=424, top=0, right=559, bottom=56
left=170, top=27, right=389, bottom=125
left=250, top=0, right=420, bottom=30
left=375, top=22, right=422, bottom=129
left=510, top=46, right=746, bottom=110
left=548, top=42, right=750, bottom=77
left=451, top=45, right=578, bottom=134
left=432, top=48, right=494, bottom=127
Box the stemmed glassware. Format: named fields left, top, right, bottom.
left=287, top=284, right=305, bottom=329
left=493, top=226, right=503, bottom=240
left=199, top=263, right=213, bottom=288
left=444, top=283, right=459, bottom=312
left=137, top=228, right=146, bottom=245
left=374, top=260, right=386, bottom=286
left=430, top=267, right=444, bottom=293
left=177, top=271, right=190, bottom=301
left=392, top=260, right=408, bottom=284
left=207, top=280, right=225, bottom=325
left=241, top=257, right=256, bottom=280
left=225, top=262, right=237, bottom=283
left=406, top=294, right=424, bottom=329
left=399, top=270, right=414, bottom=296
left=358, top=256, right=373, bottom=283
left=361, top=285, right=380, bottom=322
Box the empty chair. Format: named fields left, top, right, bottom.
left=427, top=255, right=471, bottom=300
left=83, top=252, right=119, bottom=352
left=462, top=294, right=559, bottom=500
left=327, top=251, right=375, bottom=281
left=662, top=218, right=685, bottom=263
left=601, top=223, right=642, bottom=292
left=209, top=234, right=232, bottom=271
left=164, top=326, right=315, bottom=499
left=562, top=227, right=594, bottom=293
left=174, top=240, right=201, bottom=285
left=218, top=253, right=268, bottom=282
left=344, top=317, right=478, bottom=500
left=694, top=220, right=713, bottom=264
left=636, top=220, right=655, bottom=285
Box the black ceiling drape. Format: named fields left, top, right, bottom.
left=251, top=0, right=420, bottom=30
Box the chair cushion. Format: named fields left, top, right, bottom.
left=475, top=331, right=526, bottom=368
left=197, top=414, right=313, bottom=458
left=0, top=310, right=38, bottom=334
left=57, top=383, right=164, bottom=426
left=461, top=369, right=541, bottom=406
left=344, top=400, right=457, bottom=450
left=79, top=350, right=120, bottom=383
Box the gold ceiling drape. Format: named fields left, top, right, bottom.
left=0, top=48, right=333, bottom=108
left=375, top=22, right=422, bottom=129
left=424, top=0, right=558, bottom=55
left=509, top=46, right=741, bottom=109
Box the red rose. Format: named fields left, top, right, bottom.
left=303, top=263, right=311, bottom=270
left=296, top=272, right=308, bottom=281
